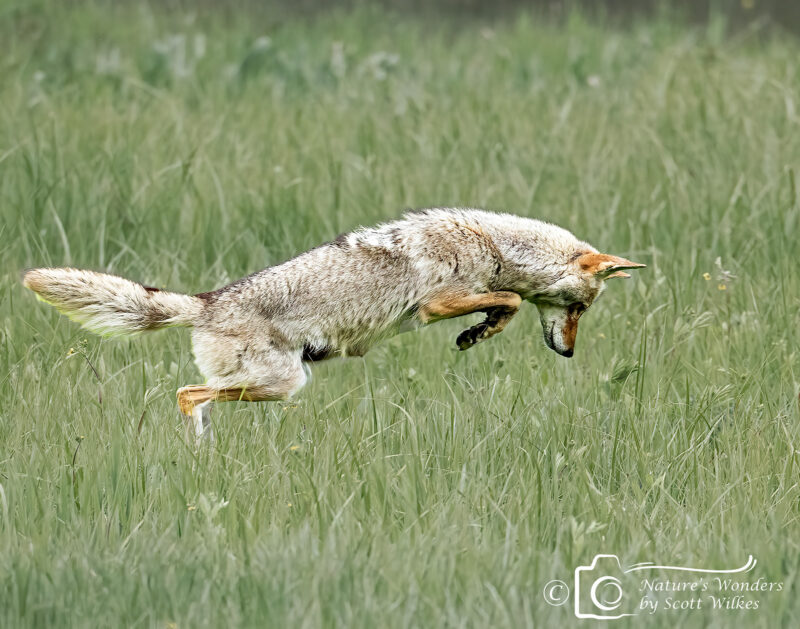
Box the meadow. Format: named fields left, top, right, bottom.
left=1, top=2, right=800, bottom=627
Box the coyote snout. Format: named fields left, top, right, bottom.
left=530, top=252, right=646, bottom=358
left=22, top=208, right=645, bottom=439
left=536, top=303, right=578, bottom=357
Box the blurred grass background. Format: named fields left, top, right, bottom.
left=1, top=0, right=800, bottom=626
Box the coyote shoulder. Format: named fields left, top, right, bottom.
left=23, top=207, right=644, bottom=437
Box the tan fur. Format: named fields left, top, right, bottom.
left=419, top=291, right=521, bottom=322
left=22, top=267, right=201, bottom=335
left=23, top=207, right=645, bottom=434
left=576, top=253, right=646, bottom=276
left=177, top=384, right=288, bottom=415
left=562, top=313, right=579, bottom=349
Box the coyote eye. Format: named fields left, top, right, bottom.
left=570, top=303, right=586, bottom=316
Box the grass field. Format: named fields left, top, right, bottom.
left=2, top=2, right=800, bottom=627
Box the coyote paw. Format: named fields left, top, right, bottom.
left=456, top=322, right=489, bottom=351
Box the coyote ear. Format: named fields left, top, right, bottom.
left=575, top=253, right=646, bottom=279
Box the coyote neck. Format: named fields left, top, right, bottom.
left=479, top=221, right=592, bottom=300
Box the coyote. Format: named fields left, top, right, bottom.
left=23, top=208, right=644, bottom=437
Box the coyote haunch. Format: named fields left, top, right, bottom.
left=23, top=208, right=645, bottom=436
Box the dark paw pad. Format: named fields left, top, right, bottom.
left=457, top=323, right=489, bottom=351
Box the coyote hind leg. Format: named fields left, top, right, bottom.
left=177, top=386, right=217, bottom=443
left=177, top=386, right=276, bottom=443
left=177, top=385, right=294, bottom=414
left=177, top=378, right=306, bottom=440
left=181, top=328, right=309, bottom=440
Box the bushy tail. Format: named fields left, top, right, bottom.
left=22, top=268, right=203, bottom=336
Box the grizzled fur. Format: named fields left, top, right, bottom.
left=23, top=208, right=644, bottom=414
left=22, top=268, right=203, bottom=334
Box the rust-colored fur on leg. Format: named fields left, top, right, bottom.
left=456, top=305, right=519, bottom=350
left=420, top=291, right=522, bottom=350
left=177, top=384, right=296, bottom=442
left=177, top=385, right=290, bottom=416
left=419, top=290, right=522, bottom=322
left=177, top=385, right=213, bottom=416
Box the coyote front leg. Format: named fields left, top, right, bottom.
left=455, top=304, right=519, bottom=351
left=419, top=290, right=522, bottom=350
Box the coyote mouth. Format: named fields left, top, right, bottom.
left=545, top=321, right=573, bottom=357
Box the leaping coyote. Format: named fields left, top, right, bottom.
left=23, top=208, right=645, bottom=437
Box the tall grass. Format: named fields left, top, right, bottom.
left=1, top=2, right=799, bottom=627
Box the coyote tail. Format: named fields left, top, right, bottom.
left=22, top=268, right=203, bottom=336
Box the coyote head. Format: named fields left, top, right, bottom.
left=531, top=253, right=645, bottom=357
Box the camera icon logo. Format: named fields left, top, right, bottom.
left=574, top=554, right=636, bottom=619
left=544, top=553, right=759, bottom=620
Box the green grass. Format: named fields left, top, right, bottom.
left=1, top=2, right=800, bottom=627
